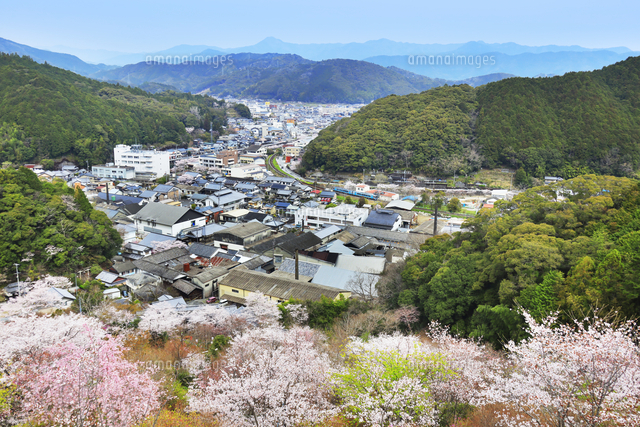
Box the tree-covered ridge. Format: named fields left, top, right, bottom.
left=0, top=167, right=122, bottom=282
left=302, top=85, right=480, bottom=174
left=0, top=54, right=230, bottom=165
left=94, top=54, right=469, bottom=104
left=477, top=56, right=640, bottom=177
left=302, top=56, right=640, bottom=178
left=382, top=175, right=640, bottom=347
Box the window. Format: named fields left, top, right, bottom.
left=232, top=289, right=239, bottom=294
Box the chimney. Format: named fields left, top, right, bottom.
left=295, top=249, right=299, bottom=281
left=105, top=183, right=110, bottom=205
left=183, top=263, right=190, bottom=272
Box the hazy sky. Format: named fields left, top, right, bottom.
left=4, top=0, right=639, bottom=52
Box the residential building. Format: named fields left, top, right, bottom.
left=212, top=222, right=273, bottom=251
left=133, top=203, right=207, bottom=237
left=295, top=205, right=369, bottom=229
left=200, top=150, right=238, bottom=168
left=92, top=164, right=136, bottom=180
left=273, top=232, right=322, bottom=266
left=204, top=189, right=247, bottom=211
left=114, top=144, right=173, bottom=178
left=221, top=163, right=266, bottom=180
left=217, top=269, right=350, bottom=303
left=363, top=209, right=403, bottom=231
left=284, top=145, right=302, bottom=158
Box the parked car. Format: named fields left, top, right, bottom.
left=206, top=296, right=218, bottom=304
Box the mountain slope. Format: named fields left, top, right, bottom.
left=0, top=54, right=229, bottom=165
left=93, top=54, right=512, bottom=103
left=0, top=37, right=115, bottom=76
left=301, top=56, right=640, bottom=178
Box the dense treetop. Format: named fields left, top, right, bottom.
left=303, top=56, right=640, bottom=178
left=380, top=175, right=640, bottom=347
left=0, top=167, right=121, bottom=282
left=302, top=85, right=480, bottom=175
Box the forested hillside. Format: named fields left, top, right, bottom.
left=0, top=167, right=121, bottom=281
left=94, top=54, right=459, bottom=103
left=302, top=56, right=640, bottom=178
left=302, top=85, right=480, bottom=174
left=380, top=175, right=640, bottom=347
left=0, top=54, right=229, bottom=165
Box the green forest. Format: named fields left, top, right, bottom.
left=379, top=175, right=640, bottom=347
left=0, top=167, right=121, bottom=282
left=0, top=54, right=232, bottom=166
left=302, top=56, right=640, bottom=178
left=302, top=85, right=480, bottom=175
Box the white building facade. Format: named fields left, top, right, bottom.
left=114, top=144, right=173, bottom=178
left=295, top=205, right=369, bottom=229
left=92, top=164, right=136, bottom=180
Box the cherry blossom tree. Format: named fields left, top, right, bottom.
left=177, top=175, right=194, bottom=184
left=150, top=239, right=188, bottom=254
left=426, top=322, right=499, bottom=425
left=244, top=292, right=281, bottom=327
left=332, top=333, right=452, bottom=427
left=0, top=275, right=74, bottom=317
left=395, top=305, right=420, bottom=333
left=13, top=328, right=162, bottom=427
left=485, top=311, right=640, bottom=427
left=287, top=303, right=309, bottom=325
left=0, top=314, right=107, bottom=371
left=189, top=326, right=335, bottom=427
left=138, top=302, right=232, bottom=335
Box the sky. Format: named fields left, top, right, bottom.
left=3, top=0, right=640, bottom=52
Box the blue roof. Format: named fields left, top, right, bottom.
left=275, top=202, right=290, bottom=209
left=402, top=195, right=418, bottom=201
left=319, top=191, right=335, bottom=197
left=139, top=190, right=157, bottom=199
left=153, top=184, right=175, bottom=193
left=364, top=209, right=399, bottom=228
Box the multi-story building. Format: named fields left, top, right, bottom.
left=221, top=164, right=266, bottom=180
left=92, top=164, right=136, bottom=180
left=114, top=145, right=173, bottom=178
left=284, top=145, right=302, bottom=158
left=294, top=205, right=370, bottom=229
left=200, top=150, right=238, bottom=169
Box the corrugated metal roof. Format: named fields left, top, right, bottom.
left=218, top=269, right=347, bottom=301
left=312, top=265, right=379, bottom=291
left=278, top=258, right=321, bottom=278
left=335, top=255, right=385, bottom=274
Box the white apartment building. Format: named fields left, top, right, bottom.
left=221, top=164, right=267, bottom=180
left=92, top=164, right=136, bottom=180
left=295, top=205, right=370, bottom=229
left=114, top=145, right=173, bottom=178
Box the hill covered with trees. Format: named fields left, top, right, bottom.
left=0, top=167, right=121, bottom=282
left=302, top=56, right=640, bottom=178
left=379, top=175, right=640, bottom=347
left=93, top=53, right=511, bottom=104
left=0, top=54, right=232, bottom=166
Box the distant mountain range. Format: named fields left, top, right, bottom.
left=2, top=36, right=639, bottom=102
left=365, top=50, right=638, bottom=80
left=92, top=53, right=514, bottom=103
left=50, top=37, right=634, bottom=65
left=0, top=37, right=116, bottom=75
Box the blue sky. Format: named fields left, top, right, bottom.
left=4, top=0, right=639, bottom=52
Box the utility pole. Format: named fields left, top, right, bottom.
left=14, top=263, right=20, bottom=296
left=433, top=204, right=438, bottom=236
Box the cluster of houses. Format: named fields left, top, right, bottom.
left=59, top=167, right=433, bottom=307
